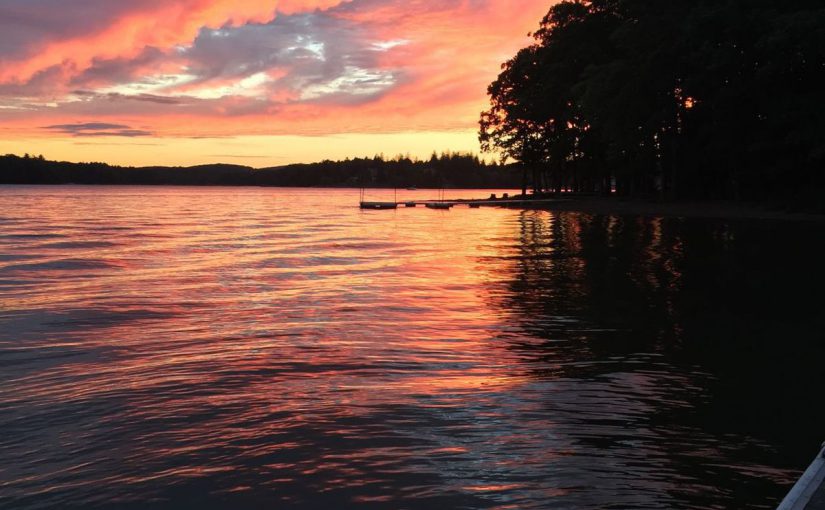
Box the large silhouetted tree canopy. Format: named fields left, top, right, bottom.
left=481, top=0, right=825, bottom=206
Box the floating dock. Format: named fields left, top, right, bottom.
left=778, top=443, right=825, bottom=510
left=359, top=198, right=561, bottom=209
left=359, top=201, right=398, bottom=210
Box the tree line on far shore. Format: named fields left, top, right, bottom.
left=0, top=152, right=521, bottom=189
left=480, top=0, right=825, bottom=207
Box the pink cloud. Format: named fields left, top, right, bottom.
left=0, top=0, right=346, bottom=84
left=0, top=0, right=556, bottom=139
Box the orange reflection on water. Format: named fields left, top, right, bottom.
left=1, top=186, right=809, bottom=510
left=0, top=188, right=528, bottom=459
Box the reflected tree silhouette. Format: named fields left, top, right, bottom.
left=485, top=211, right=825, bottom=507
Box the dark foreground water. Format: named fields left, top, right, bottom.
left=1, top=186, right=823, bottom=510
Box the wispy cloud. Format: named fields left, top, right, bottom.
left=43, top=122, right=154, bottom=137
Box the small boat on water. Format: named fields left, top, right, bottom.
left=404, top=201, right=417, bottom=207
left=360, top=201, right=398, bottom=210
left=424, top=187, right=452, bottom=209
left=777, top=442, right=825, bottom=510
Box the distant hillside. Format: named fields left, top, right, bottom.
left=0, top=153, right=521, bottom=188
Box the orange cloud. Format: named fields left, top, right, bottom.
left=0, top=0, right=557, bottom=165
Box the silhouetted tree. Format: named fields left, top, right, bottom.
left=480, top=0, right=825, bottom=207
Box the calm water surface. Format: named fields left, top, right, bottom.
left=1, top=186, right=823, bottom=509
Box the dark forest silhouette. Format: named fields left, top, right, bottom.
left=0, top=152, right=521, bottom=189
left=480, top=0, right=825, bottom=207
left=4, top=1, right=823, bottom=206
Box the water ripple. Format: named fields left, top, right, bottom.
left=0, top=186, right=822, bottom=509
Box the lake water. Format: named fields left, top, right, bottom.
left=1, top=186, right=823, bottom=509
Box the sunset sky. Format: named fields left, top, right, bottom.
left=0, top=0, right=553, bottom=167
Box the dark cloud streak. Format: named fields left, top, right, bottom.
left=43, top=122, right=154, bottom=137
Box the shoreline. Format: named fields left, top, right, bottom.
left=490, top=197, right=825, bottom=222
left=3, top=183, right=822, bottom=221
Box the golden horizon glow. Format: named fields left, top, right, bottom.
left=0, top=131, right=484, bottom=168
left=0, top=1, right=555, bottom=166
